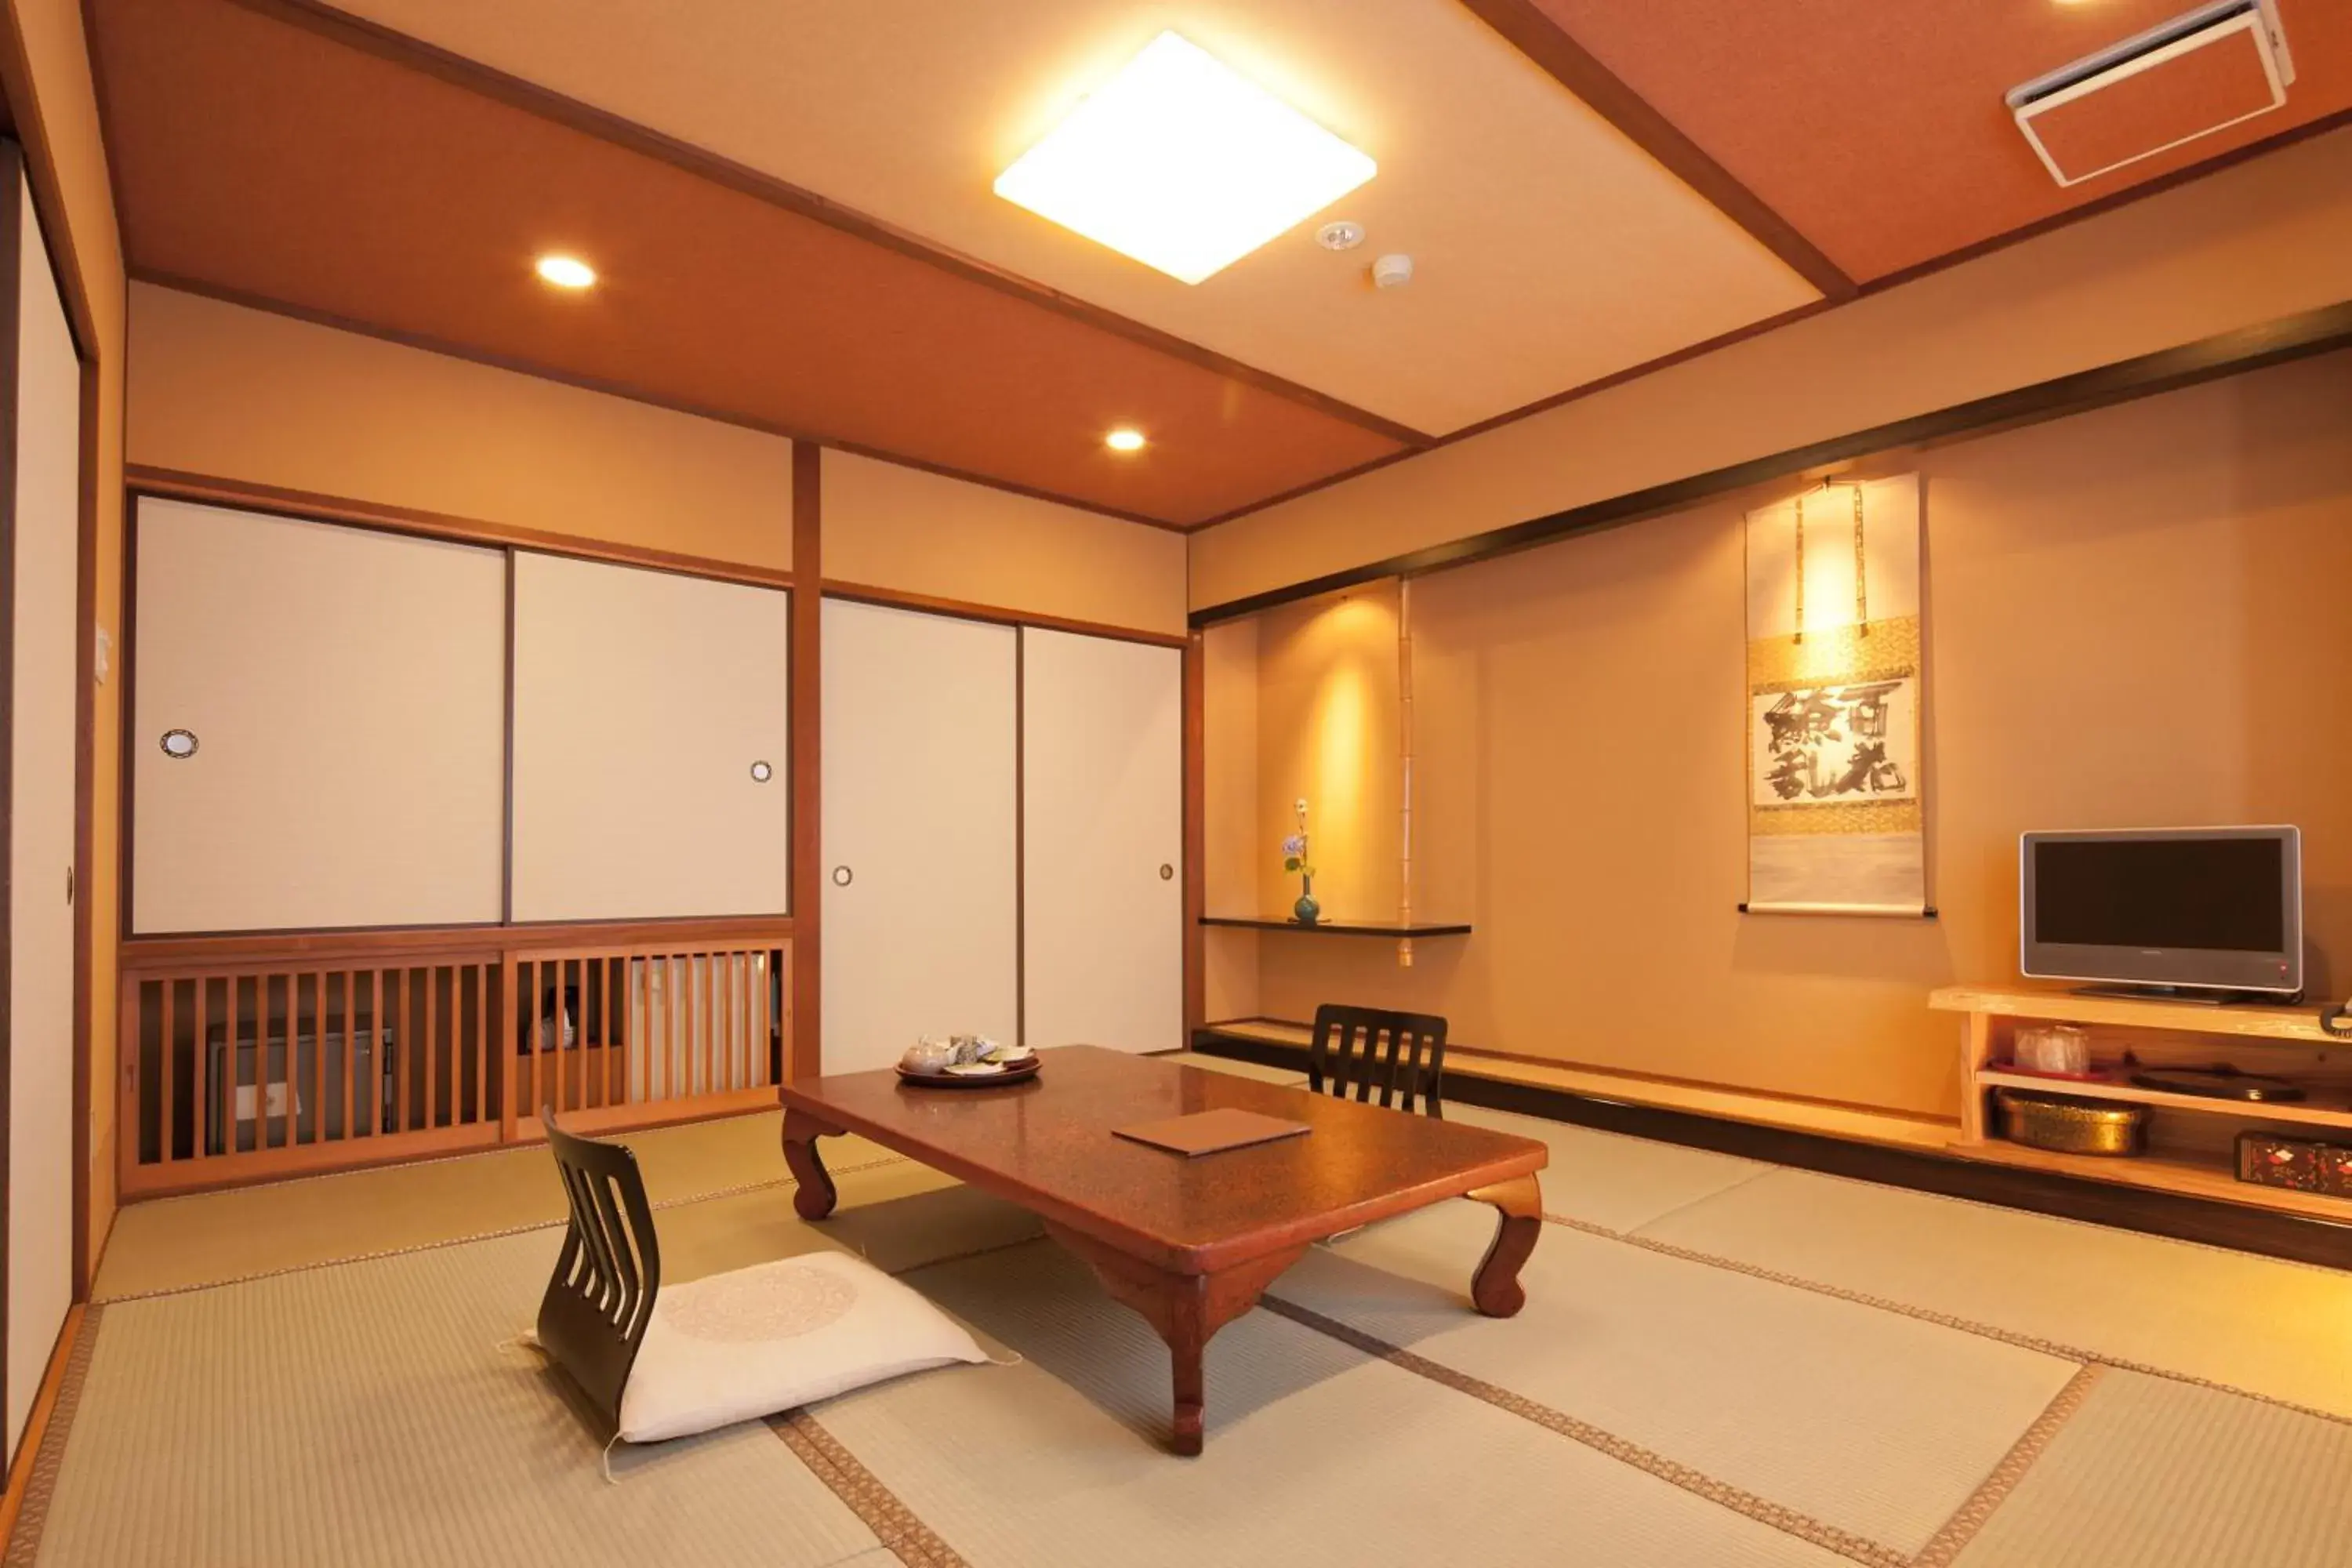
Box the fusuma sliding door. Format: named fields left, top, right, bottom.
left=130, top=500, right=508, bottom=933
left=508, top=552, right=789, bottom=921
left=1021, top=628, right=1181, bottom=1054
left=821, top=600, right=1018, bottom=1073
left=5, top=154, right=81, bottom=1457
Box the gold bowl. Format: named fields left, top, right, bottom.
left=1995, top=1088, right=2146, bottom=1157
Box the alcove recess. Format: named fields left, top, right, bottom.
left=1200, top=579, right=1469, bottom=1029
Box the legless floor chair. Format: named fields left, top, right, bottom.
left=536, top=1112, right=989, bottom=1446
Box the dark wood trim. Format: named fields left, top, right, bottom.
left=0, top=136, right=24, bottom=1444
left=1192, top=298, right=2352, bottom=625
left=1190, top=1029, right=2352, bottom=1272
left=1185, top=108, right=2352, bottom=537
left=788, top=441, right=822, bottom=1083
left=1181, top=633, right=1204, bottom=1040
left=821, top=579, right=1188, bottom=649
left=1014, top=629, right=1027, bottom=1051
left=212, top=0, right=1432, bottom=452
left=499, top=549, right=516, bottom=924
left=67, top=336, right=95, bottom=1307
left=1457, top=0, right=1853, bottom=299
left=118, top=914, right=797, bottom=971
left=1197, top=916, right=1475, bottom=937
left=0, top=1300, right=83, bottom=1547
left=133, top=269, right=1196, bottom=534
left=0, top=40, right=99, bottom=365
left=125, top=465, right=797, bottom=590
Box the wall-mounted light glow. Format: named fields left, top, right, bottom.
left=1105, top=427, right=1148, bottom=453
left=534, top=254, right=597, bottom=289
left=995, top=31, right=1376, bottom=285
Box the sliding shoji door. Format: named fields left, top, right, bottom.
left=131, top=503, right=507, bottom=934
left=509, top=553, right=789, bottom=920
left=821, top=600, right=1018, bottom=1073
left=6, top=162, right=82, bottom=1456
left=1021, top=628, right=1182, bottom=1054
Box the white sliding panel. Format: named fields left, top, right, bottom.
left=510, top=553, right=789, bottom=920
left=822, top=601, right=1017, bottom=1073
left=8, top=175, right=81, bottom=1456
left=1022, top=628, right=1181, bottom=1054
left=130, top=501, right=506, bottom=934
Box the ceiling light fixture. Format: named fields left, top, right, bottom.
left=1105, top=427, right=1148, bottom=453
left=995, top=32, right=1376, bottom=285
left=534, top=254, right=597, bottom=289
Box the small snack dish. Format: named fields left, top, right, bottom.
left=897, top=1036, right=1039, bottom=1088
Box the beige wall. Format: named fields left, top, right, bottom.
left=128, top=283, right=800, bottom=570
left=6, top=0, right=129, bottom=1287
left=1192, top=125, right=2352, bottom=612
left=1218, top=350, right=2352, bottom=1120
left=821, top=449, right=1185, bottom=637
left=125, top=284, right=1189, bottom=635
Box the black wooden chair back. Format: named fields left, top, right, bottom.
left=537, top=1110, right=662, bottom=1428
left=1308, top=1004, right=1449, bottom=1117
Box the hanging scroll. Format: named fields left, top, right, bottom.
left=1743, top=474, right=1927, bottom=915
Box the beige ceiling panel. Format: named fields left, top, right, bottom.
left=324, top=0, right=1821, bottom=434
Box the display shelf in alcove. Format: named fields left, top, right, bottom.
left=1197, top=916, right=1472, bottom=937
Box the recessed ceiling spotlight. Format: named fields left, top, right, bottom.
left=995, top=31, right=1377, bottom=285
left=1316, top=220, right=1365, bottom=251
left=1105, top=427, right=1148, bottom=453
left=534, top=254, right=597, bottom=289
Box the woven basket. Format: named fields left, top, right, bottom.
left=1995, top=1088, right=2146, bottom=1156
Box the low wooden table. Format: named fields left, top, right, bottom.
left=780, top=1045, right=1548, bottom=1454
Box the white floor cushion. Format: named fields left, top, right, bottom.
left=617, top=1249, right=988, bottom=1443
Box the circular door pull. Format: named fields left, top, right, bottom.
left=749, top=760, right=774, bottom=782
left=159, top=728, right=199, bottom=759
left=832, top=866, right=854, bottom=887
left=1159, top=863, right=1174, bottom=880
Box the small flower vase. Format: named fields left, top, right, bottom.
left=1292, top=875, right=1320, bottom=926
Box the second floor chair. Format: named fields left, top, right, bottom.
left=1307, top=1004, right=1449, bottom=1118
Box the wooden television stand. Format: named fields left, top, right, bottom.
left=1932, top=986, right=2352, bottom=1221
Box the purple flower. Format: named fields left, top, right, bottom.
left=1280, top=834, right=1306, bottom=855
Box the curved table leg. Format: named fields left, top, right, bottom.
left=782, top=1108, right=845, bottom=1221
left=1047, top=1222, right=1307, bottom=1456
left=1468, top=1173, right=1542, bottom=1318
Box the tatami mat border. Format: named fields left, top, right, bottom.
left=1257, top=1293, right=1910, bottom=1568
left=93, top=1153, right=914, bottom=1305
left=1544, top=1210, right=2352, bottom=1428
left=772, top=1410, right=971, bottom=1568
left=1910, top=1365, right=2103, bottom=1568
left=1, top=1305, right=104, bottom=1568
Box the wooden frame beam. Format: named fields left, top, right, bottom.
left=1192, top=297, right=2352, bottom=626
left=789, top=441, right=823, bottom=1083
left=1457, top=0, right=1854, bottom=299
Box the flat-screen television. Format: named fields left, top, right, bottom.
left=2020, top=826, right=2302, bottom=996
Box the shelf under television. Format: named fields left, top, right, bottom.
left=1973, top=1069, right=2352, bottom=1134
left=1935, top=985, right=2352, bottom=1221
left=1958, top=1136, right=2352, bottom=1221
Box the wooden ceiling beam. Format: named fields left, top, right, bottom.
left=1458, top=0, right=1857, bottom=301
left=216, top=0, right=1436, bottom=451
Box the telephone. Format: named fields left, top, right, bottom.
left=2325, top=999, right=2352, bottom=1037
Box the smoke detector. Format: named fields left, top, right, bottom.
left=1370, top=252, right=1414, bottom=289
left=2006, top=0, right=2293, bottom=187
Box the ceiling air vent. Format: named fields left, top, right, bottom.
left=2005, top=0, right=2294, bottom=187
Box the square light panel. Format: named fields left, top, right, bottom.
left=994, top=31, right=1376, bottom=285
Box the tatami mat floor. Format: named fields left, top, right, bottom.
left=25, top=1051, right=2352, bottom=1567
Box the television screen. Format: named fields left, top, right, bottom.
left=2020, top=827, right=2300, bottom=995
